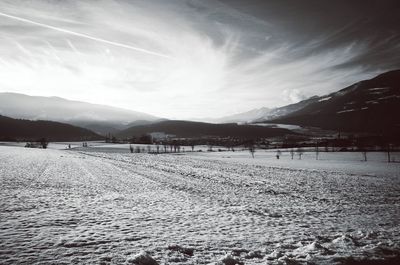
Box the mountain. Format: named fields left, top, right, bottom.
left=0, top=115, right=101, bottom=141
left=266, top=69, right=400, bottom=134
left=125, top=119, right=168, bottom=128
left=211, top=107, right=272, bottom=123
left=252, top=97, right=321, bottom=123
left=117, top=120, right=294, bottom=139
left=212, top=97, right=320, bottom=124
left=0, top=93, right=159, bottom=134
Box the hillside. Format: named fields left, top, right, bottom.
left=267, top=69, right=400, bottom=134
left=117, top=120, right=294, bottom=139
left=212, top=96, right=321, bottom=124
left=0, top=115, right=102, bottom=141
left=252, top=96, right=320, bottom=123
left=0, top=93, right=159, bottom=134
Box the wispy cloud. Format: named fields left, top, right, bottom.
left=0, top=0, right=399, bottom=119
left=0, top=11, right=172, bottom=59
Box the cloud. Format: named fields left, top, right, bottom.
left=0, top=11, right=172, bottom=59
left=282, top=89, right=306, bottom=104
left=0, top=0, right=399, bottom=119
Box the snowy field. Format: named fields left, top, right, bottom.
left=1, top=145, right=400, bottom=265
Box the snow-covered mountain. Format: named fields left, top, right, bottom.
left=0, top=93, right=160, bottom=134
left=213, top=97, right=319, bottom=124
left=214, top=69, right=400, bottom=135
left=252, top=96, right=320, bottom=123
left=211, top=107, right=272, bottom=123
left=268, top=69, right=400, bottom=134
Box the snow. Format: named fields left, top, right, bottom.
left=220, top=254, right=244, bottom=265
left=318, top=97, right=331, bottom=102
left=1, top=146, right=399, bottom=265
left=72, top=143, right=211, bottom=153
left=128, top=251, right=159, bottom=265
left=337, top=109, right=355, bottom=114
left=0, top=141, right=106, bottom=150
left=369, top=91, right=385, bottom=95
left=378, top=95, right=400, bottom=100
left=249, top=123, right=302, bottom=130
left=368, top=87, right=390, bottom=91
left=188, top=150, right=400, bottom=178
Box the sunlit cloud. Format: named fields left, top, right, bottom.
left=0, top=0, right=399, bottom=119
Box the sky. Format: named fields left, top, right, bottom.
left=0, top=0, right=399, bottom=119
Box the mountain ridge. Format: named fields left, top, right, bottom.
left=0, top=92, right=160, bottom=134
left=212, top=69, right=400, bottom=135
left=266, top=69, right=400, bottom=134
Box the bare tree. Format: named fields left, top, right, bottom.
left=315, top=141, right=320, bottom=160
left=386, top=143, right=392, bottom=163
left=290, top=148, right=295, bottom=159
left=249, top=144, right=255, bottom=158
left=276, top=149, right=282, bottom=159
left=207, top=144, right=213, bottom=152
left=356, top=139, right=368, bottom=162
left=362, top=151, right=367, bottom=162
left=39, top=138, right=48, bottom=149
left=296, top=147, right=304, bottom=160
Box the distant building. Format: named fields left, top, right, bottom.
left=148, top=132, right=175, bottom=141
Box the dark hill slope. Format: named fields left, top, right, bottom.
left=0, top=115, right=102, bottom=141
left=117, top=120, right=294, bottom=138
left=268, top=70, right=400, bottom=134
